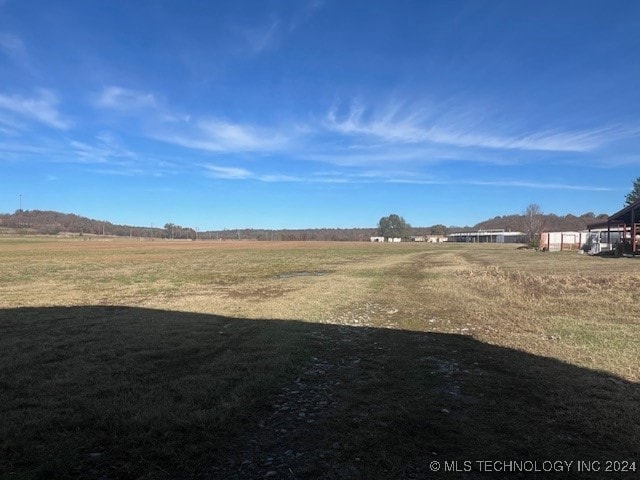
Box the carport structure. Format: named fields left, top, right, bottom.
left=588, top=198, right=640, bottom=255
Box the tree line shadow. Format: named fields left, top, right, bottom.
left=1, top=306, right=638, bottom=479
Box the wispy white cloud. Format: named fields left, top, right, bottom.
left=202, top=164, right=422, bottom=185
left=326, top=99, right=427, bottom=144
left=95, top=86, right=157, bottom=110
left=303, top=145, right=465, bottom=167
left=594, top=154, right=640, bottom=167
left=0, top=89, right=70, bottom=129
left=0, top=141, right=51, bottom=159
left=202, top=164, right=340, bottom=183
left=199, top=161, right=612, bottom=193
left=198, top=119, right=286, bottom=150
left=422, top=125, right=633, bottom=153
left=157, top=118, right=290, bottom=153
left=259, top=173, right=306, bottom=182
left=0, top=112, right=26, bottom=135
left=70, top=133, right=137, bottom=164
left=203, top=165, right=253, bottom=180
left=67, top=133, right=178, bottom=177
left=93, top=85, right=292, bottom=154
left=460, top=179, right=614, bottom=191
left=84, top=84, right=636, bottom=179
left=325, top=99, right=636, bottom=153
left=353, top=174, right=614, bottom=191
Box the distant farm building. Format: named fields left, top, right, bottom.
left=586, top=198, right=640, bottom=255
left=541, top=198, right=640, bottom=255
left=426, top=235, right=447, bottom=243
left=370, top=236, right=385, bottom=242
left=447, top=230, right=526, bottom=244
left=539, top=230, right=625, bottom=253
left=369, top=236, right=403, bottom=243
left=539, top=231, right=589, bottom=252
left=412, top=235, right=447, bottom=243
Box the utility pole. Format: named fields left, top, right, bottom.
left=18, top=194, right=22, bottom=212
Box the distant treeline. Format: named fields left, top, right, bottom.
left=0, top=209, right=609, bottom=240
left=0, top=210, right=455, bottom=240
left=474, top=212, right=608, bottom=232
left=0, top=210, right=159, bottom=237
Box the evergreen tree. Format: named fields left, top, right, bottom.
left=625, top=177, right=640, bottom=206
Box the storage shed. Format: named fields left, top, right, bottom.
left=539, top=231, right=587, bottom=252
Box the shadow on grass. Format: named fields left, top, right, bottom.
left=1, top=306, right=638, bottom=480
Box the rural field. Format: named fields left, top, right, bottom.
left=1, top=237, right=639, bottom=479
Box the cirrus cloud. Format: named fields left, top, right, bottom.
left=155, top=117, right=290, bottom=153
left=325, top=99, right=637, bottom=153
left=0, top=89, right=70, bottom=130
left=95, top=86, right=157, bottom=110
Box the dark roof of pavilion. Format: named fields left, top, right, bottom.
left=587, top=198, right=640, bottom=229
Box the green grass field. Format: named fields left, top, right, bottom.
left=1, top=238, right=638, bottom=479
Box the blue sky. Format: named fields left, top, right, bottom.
left=1, top=0, right=639, bottom=229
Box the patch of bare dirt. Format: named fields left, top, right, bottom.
left=224, top=286, right=295, bottom=301
left=207, top=327, right=365, bottom=479
left=199, top=323, right=480, bottom=480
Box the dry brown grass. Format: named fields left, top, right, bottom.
left=1, top=238, right=639, bottom=381
left=348, top=243, right=640, bottom=381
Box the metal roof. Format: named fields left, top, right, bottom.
left=448, top=231, right=524, bottom=237
left=587, top=198, right=640, bottom=229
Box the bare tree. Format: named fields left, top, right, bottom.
left=522, top=203, right=545, bottom=247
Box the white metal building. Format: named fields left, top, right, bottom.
left=447, top=230, right=526, bottom=244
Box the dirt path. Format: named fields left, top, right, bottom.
left=213, top=327, right=364, bottom=479
left=203, top=321, right=474, bottom=480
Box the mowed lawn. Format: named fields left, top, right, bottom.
left=1, top=238, right=639, bottom=479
